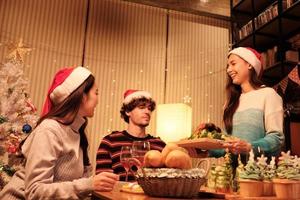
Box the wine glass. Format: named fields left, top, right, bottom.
left=120, top=146, right=132, bottom=182
left=131, top=141, right=150, bottom=168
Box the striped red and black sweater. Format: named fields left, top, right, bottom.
left=96, top=130, right=166, bottom=181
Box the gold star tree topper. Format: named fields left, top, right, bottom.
left=6, top=39, right=32, bottom=62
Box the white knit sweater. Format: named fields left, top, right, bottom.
left=0, top=116, right=93, bottom=200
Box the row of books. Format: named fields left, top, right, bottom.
left=261, top=46, right=278, bottom=69
left=289, top=33, right=300, bottom=49
left=238, top=0, right=297, bottom=40
left=261, top=46, right=299, bottom=70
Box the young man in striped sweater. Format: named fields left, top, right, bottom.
left=96, top=89, right=166, bottom=181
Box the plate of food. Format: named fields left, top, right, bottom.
left=176, top=123, right=238, bottom=150
left=176, top=138, right=224, bottom=149
left=120, top=182, right=144, bottom=194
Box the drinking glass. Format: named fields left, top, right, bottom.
left=120, top=146, right=132, bottom=182
left=131, top=141, right=150, bottom=168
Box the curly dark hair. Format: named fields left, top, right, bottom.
left=120, top=97, right=156, bottom=123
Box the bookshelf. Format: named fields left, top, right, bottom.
left=230, top=0, right=300, bottom=86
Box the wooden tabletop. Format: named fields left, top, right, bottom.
left=225, top=195, right=287, bottom=200
left=92, top=182, right=283, bottom=200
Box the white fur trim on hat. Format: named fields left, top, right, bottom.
left=50, top=67, right=91, bottom=104
left=123, top=91, right=152, bottom=104
left=229, top=47, right=262, bottom=75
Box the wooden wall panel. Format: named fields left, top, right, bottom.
left=84, top=0, right=167, bottom=166
left=166, top=11, right=229, bottom=130
left=0, top=0, right=88, bottom=114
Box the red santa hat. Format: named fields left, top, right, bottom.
left=123, top=89, right=152, bottom=104
left=41, top=66, right=92, bottom=116
left=228, top=47, right=262, bottom=75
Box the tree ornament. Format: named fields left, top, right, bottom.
left=6, top=39, right=32, bottom=62
left=22, top=124, right=32, bottom=134
left=7, top=144, right=17, bottom=154
left=0, top=116, right=8, bottom=124
left=0, top=163, right=16, bottom=176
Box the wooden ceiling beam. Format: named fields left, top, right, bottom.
left=123, top=0, right=230, bottom=21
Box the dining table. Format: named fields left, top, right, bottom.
left=92, top=182, right=225, bottom=200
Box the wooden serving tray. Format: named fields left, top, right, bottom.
left=176, top=138, right=224, bottom=150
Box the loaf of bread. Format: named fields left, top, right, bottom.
left=144, top=143, right=192, bottom=169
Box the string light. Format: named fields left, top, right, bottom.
left=106, top=68, right=117, bottom=133
left=182, top=66, right=192, bottom=104
left=183, top=95, right=192, bottom=104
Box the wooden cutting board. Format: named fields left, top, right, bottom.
left=176, top=138, right=224, bottom=150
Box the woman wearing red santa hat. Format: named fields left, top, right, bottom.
left=211, top=47, right=284, bottom=160
left=0, top=67, right=119, bottom=199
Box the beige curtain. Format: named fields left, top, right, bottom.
left=0, top=0, right=88, bottom=107
left=166, top=11, right=229, bottom=129
left=84, top=0, right=167, bottom=167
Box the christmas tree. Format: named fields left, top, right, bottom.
left=0, top=39, right=39, bottom=189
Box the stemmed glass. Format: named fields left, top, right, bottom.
left=120, top=146, right=132, bottom=182
left=131, top=141, right=150, bottom=168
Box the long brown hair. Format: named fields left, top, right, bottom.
left=223, top=68, right=264, bottom=134
left=22, top=75, right=95, bottom=166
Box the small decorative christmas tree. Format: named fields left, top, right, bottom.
left=233, top=154, right=244, bottom=192
left=207, top=151, right=233, bottom=193
left=258, top=155, right=276, bottom=181
left=0, top=39, right=39, bottom=189
left=239, top=150, right=262, bottom=181
left=276, top=151, right=300, bottom=180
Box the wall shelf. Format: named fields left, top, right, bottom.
left=231, top=0, right=300, bottom=86
left=262, top=61, right=298, bottom=86
left=233, top=0, right=277, bottom=18
left=233, top=1, right=300, bottom=51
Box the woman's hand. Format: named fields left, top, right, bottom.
left=223, top=139, right=252, bottom=154
left=93, top=172, right=119, bottom=192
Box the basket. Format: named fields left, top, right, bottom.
left=137, top=177, right=206, bottom=198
